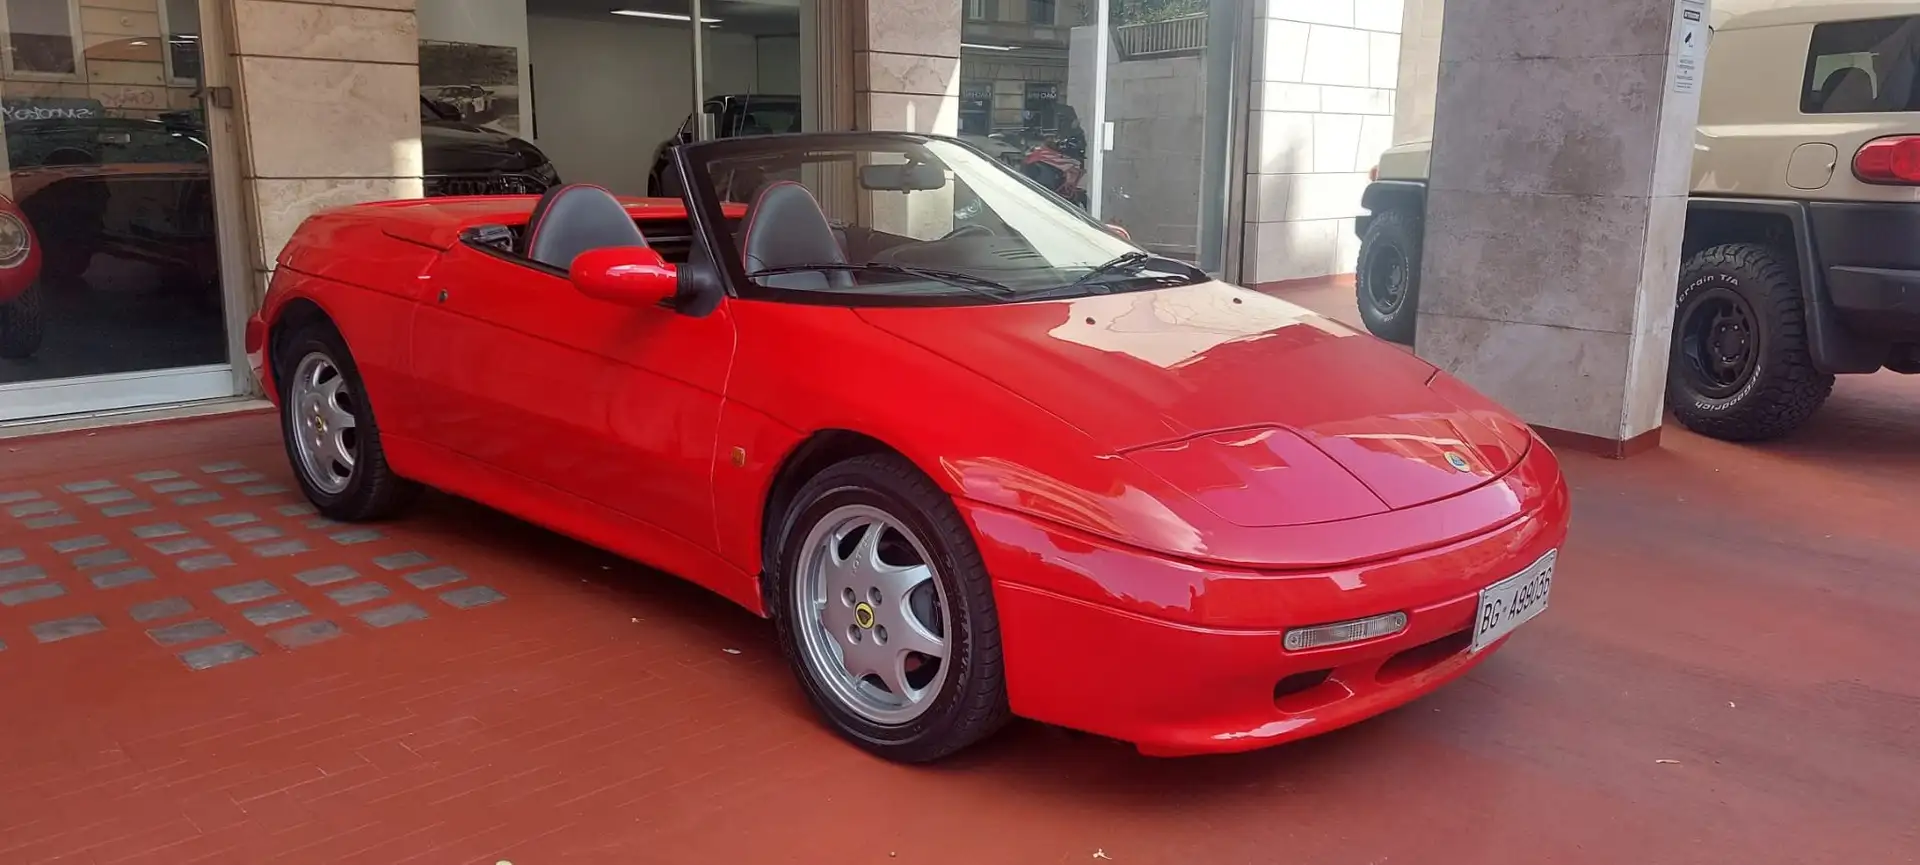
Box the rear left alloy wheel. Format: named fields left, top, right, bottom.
left=771, top=454, right=1011, bottom=763
left=277, top=321, right=420, bottom=521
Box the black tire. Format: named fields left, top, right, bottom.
left=1666, top=243, right=1834, bottom=442
left=770, top=453, right=1011, bottom=763
left=0, top=279, right=44, bottom=360
left=276, top=320, right=421, bottom=521
left=1356, top=209, right=1421, bottom=345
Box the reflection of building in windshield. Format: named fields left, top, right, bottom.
left=960, top=4, right=1077, bottom=139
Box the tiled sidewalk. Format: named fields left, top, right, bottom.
left=2, top=458, right=509, bottom=672
left=0, top=414, right=802, bottom=864
left=1, top=360, right=1917, bottom=864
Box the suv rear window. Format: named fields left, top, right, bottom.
left=1803, top=16, right=1920, bottom=113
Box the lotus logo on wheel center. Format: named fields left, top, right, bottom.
left=853, top=602, right=876, bottom=629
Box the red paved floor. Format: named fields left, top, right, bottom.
left=2, top=289, right=1917, bottom=863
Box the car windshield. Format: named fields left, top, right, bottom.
left=679, top=133, right=1205, bottom=303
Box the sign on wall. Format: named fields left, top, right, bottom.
left=419, top=40, right=523, bottom=136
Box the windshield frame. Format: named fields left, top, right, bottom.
left=669, top=130, right=1147, bottom=307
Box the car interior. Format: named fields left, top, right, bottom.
left=520, top=185, right=649, bottom=270
left=462, top=143, right=1114, bottom=297
left=701, top=151, right=1068, bottom=293
left=461, top=198, right=734, bottom=268
left=738, top=181, right=853, bottom=290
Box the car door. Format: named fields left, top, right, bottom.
left=406, top=238, right=737, bottom=552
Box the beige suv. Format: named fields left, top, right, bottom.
left=1357, top=0, right=1920, bottom=442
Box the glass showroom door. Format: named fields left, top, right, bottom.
left=961, top=0, right=1250, bottom=278
left=693, top=0, right=806, bottom=140
left=0, top=0, right=237, bottom=422
left=507, top=0, right=702, bottom=197
left=692, top=1, right=837, bottom=212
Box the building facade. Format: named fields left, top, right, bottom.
left=0, top=0, right=1402, bottom=426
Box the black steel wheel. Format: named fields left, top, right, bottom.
left=1665, top=243, right=1833, bottom=441
left=1675, top=284, right=1760, bottom=400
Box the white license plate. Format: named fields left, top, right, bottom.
left=1470, top=550, right=1558, bottom=653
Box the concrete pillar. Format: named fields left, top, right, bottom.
left=853, top=0, right=961, bottom=135
left=225, top=0, right=423, bottom=293
left=1414, top=0, right=1706, bottom=456
left=849, top=0, right=961, bottom=238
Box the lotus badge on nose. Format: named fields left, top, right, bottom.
left=1445, top=451, right=1472, bottom=472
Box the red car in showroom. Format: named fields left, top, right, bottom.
left=0, top=193, right=45, bottom=359
left=248, top=131, right=1570, bottom=762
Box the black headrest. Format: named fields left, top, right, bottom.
left=521, top=184, right=647, bottom=270
left=740, top=181, right=849, bottom=290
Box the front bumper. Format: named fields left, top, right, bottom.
left=965, top=443, right=1570, bottom=757
left=245, top=312, right=273, bottom=402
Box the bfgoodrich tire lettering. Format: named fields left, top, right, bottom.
left=771, top=453, right=1011, bottom=763
left=1666, top=243, right=1833, bottom=442
left=277, top=320, right=421, bottom=521
left=1356, top=209, right=1420, bottom=346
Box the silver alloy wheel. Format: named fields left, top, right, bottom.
left=794, top=504, right=952, bottom=726
left=289, top=351, right=357, bottom=495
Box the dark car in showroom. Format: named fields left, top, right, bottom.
left=419, top=96, right=560, bottom=196
left=648, top=94, right=803, bottom=197
left=0, top=97, right=559, bottom=360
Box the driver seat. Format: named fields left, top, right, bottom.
left=520, top=183, right=648, bottom=270
left=740, top=180, right=850, bottom=290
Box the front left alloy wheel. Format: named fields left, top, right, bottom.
left=771, top=453, right=1011, bottom=763
left=277, top=321, right=420, bottom=521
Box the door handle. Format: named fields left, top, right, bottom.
left=437, top=289, right=448, bottom=303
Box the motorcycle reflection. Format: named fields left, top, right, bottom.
left=1018, top=107, right=1089, bottom=210
left=953, top=111, right=1093, bottom=227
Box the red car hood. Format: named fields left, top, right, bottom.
left=857, top=282, right=1534, bottom=523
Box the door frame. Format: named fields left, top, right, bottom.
left=201, top=0, right=263, bottom=399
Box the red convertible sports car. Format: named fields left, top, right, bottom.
left=248, top=131, right=1570, bottom=762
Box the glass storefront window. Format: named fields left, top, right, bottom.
left=1, top=0, right=230, bottom=419
left=161, top=0, right=201, bottom=86
left=3, top=0, right=78, bottom=77
left=416, top=0, right=813, bottom=200
left=694, top=1, right=806, bottom=151
left=417, top=31, right=556, bottom=198
left=958, top=0, right=1241, bottom=276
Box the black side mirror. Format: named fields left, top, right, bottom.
left=673, top=231, right=725, bottom=318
